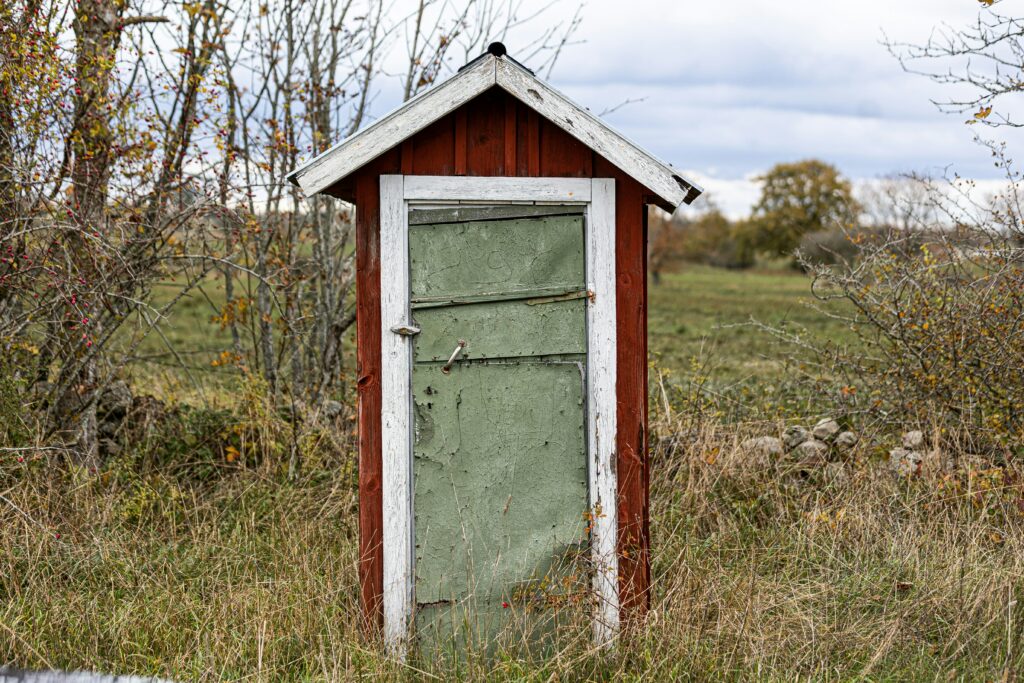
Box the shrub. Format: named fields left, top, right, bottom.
left=676, top=213, right=756, bottom=269
left=803, top=174, right=1024, bottom=451
left=797, top=228, right=862, bottom=266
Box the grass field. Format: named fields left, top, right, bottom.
left=127, top=263, right=855, bottom=406
left=4, top=265, right=1022, bottom=681
left=648, top=265, right=855, bottom=380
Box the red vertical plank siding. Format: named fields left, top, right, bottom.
left=504, top=98, right=517, bottom=173
left=525, top=108, right=541, bottom=176
left=353, top=171, right=383, bottom=633
left=350, top=89, right=652, bottom=634
left=594, top=158, right=650, bottom=624
left=351, top=151, right=399, bottom=634
left=400, top=140, right=414, bottom=175
left=465, top=88, right=505, bottom=175
left=640, top=204, right=651, bottom=615
left=454, top=109, right=468, bottom=175
left=539, top=118, right=593, bottom=177
left=515, top=103, right=533, bottom=176
left=410, top=115, right=455, bottom=176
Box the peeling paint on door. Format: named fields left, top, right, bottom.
left=409, top=206, right=590, bottom=656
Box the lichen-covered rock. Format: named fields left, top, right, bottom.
left=835, top=431, right=858, bottom=451
left=740, top=436, right=784, bottom=458
left=98, top=380, right=132, bottom=419
left=812, top=418, right=841, bottom=442
left=890, top=447, right=922, bottom=477
left=902, top=430, right=925, bottom=450
left=98, top=418, right=120, bottom=440
left=99, top=438, right=122, bottom=458
left=793, top=439, right=829, bottom=463
left=920, top=448, right=953, bottom=476
left=783, top=425, right=810, bottom=451
left=790, top=440, right=831, bottom=473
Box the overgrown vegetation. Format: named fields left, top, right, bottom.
left=4, top=343, right=1024, bottom=680
left=4, top=0, right=1024, bottom=679
left=800, top=172, right=1024, bottom=453
left=0, top=0, right=580, bottom=471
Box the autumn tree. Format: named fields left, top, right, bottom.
left=0, top=0, right=581, bottom=473
left=1, top=0, right=188, bottom=466
left=792, top=4, right=1024, bottom=447
left=646, top=208, right=679, bottom=284
left=748, top=160, right=859, bottom=258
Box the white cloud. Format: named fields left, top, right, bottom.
left=375, top=0, right=1024, bottom=217
left=537, top=0, right=1024, bottom=216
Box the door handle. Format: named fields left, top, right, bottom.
left=390, top=323, right=421, bottom=337
left=441, top=339, right=467, bottom=374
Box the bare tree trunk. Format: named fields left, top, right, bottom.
left=218, top=51, right=243, bottom=360
left=56, top=0, right=127, bottom=468
left=255, top=230, right=277, bottom=396
left=0, top=3, right=37, bottom=330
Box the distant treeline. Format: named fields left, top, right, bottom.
left=647, top=159, right=962, bottom=275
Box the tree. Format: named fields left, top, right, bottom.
left=749, top=160, right=859, bottom=258
left=646, top=208, right=678, bottom=284
left=0, top=0, right=581, bottom=474
left=788, top=6, right=1024, bottom=449
left=886, top=4, right=1024, bottom=129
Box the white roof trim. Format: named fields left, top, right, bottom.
left=287, top=54, right=703, bottom=209
left=288, top=56, right=496, bottom=197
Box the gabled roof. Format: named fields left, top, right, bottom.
left=287, top=48, right=703, bottom=209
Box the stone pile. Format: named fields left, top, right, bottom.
left=889, top=430, right=934, bottom=478
left=740, top=417, right=859, bottom=482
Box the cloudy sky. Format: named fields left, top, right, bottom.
left=470, top=0, right=1022, bottom=217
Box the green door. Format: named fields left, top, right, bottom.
left=408, top=205, right=590, bottom=655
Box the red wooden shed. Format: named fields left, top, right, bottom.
left=289, top=44, right=702, bottom=655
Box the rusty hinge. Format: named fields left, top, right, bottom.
left=390, top=323, right=421, bottom=337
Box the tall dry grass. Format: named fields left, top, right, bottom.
left=2, top=396, right=1024, bottom=680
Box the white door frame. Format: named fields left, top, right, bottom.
left=379, top=175, right=619, bottom=658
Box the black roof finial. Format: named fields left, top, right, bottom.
left=458, top=42, right=535, bottom=75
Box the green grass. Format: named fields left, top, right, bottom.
left=107, top=278, right=238, bottom=402
left=5, top=264, right=1022, bottom=681
left=128, top=264, right=852, bottom=404
left=648, top=264, right=855, bottom=382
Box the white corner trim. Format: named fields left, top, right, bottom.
left=380, top=175, right=413, bottom=654
left=495, top=58, right=697, bottom=208
left=379, top=175, right=620, bottom=659
left=403, top=176, right=592, bottom=203
left=292, top=57, right=497, bottom=196
left=586, top=177, right=619, bottom=646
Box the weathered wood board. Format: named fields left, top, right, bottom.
left=289, top=54, right=701, bottom=208
left=351, top=90, right=656, bottom=635
left=408, top=213, right=585, bottom=301
left=409, top=206, right=590, bottom=654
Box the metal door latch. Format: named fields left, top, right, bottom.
left=441, top=339, right=467, bottom=374
left=390, top=324, right=421, bottom=337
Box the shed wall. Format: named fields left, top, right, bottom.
left=344, top=87, right=652, bottom=633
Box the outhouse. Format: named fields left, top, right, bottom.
left=288, top=44, right=702, bottom=655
